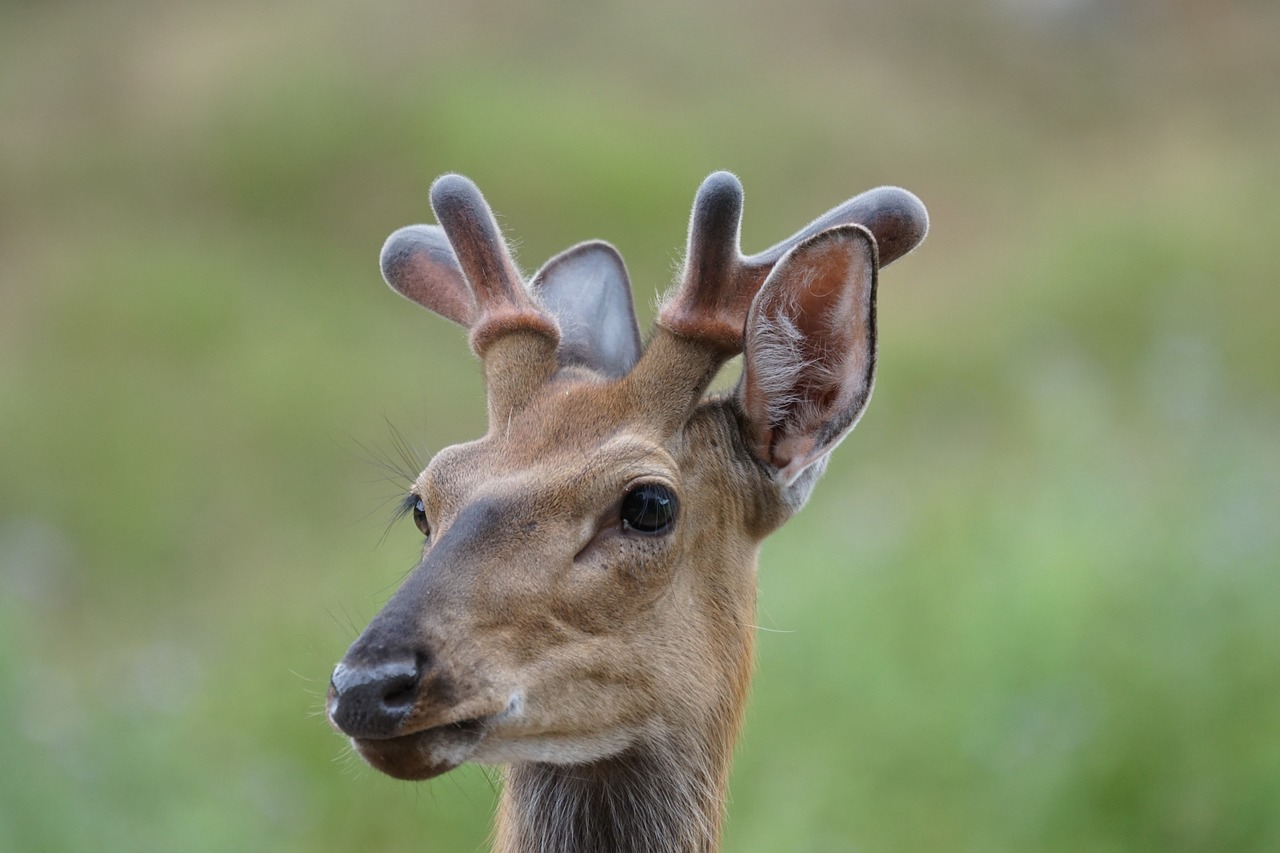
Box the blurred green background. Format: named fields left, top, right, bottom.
left=2, top=1, right=1278, bottom=850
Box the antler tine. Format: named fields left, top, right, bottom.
left=632, top=172, right=927, bottom=436
left=380, top=224, right=477, bottom=327
left=427, top=174, right=560, bottom=425
left=627, top=173, right=749, bottom=435
left=428, top=175, right=560, bottom=356
left=657, top=173, right=929, bottom=356
left=657, top=171, right=750, bottom=354
left=739, top=184, right=928, bottom=284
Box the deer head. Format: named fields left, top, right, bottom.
left=327, top=172, right=926, bottom=850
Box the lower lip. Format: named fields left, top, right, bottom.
left=349, top=718, right=487, bottom=781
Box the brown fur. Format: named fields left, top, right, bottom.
left=329, top=172, right=927, bottom=851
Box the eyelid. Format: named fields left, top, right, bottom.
left=622, top=475, right=679, bottom=495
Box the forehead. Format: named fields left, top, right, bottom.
left=417, top=376, right=677, bottom=492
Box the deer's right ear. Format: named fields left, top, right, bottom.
left=738, top=225, right=879, bottom=503
left=530, top=241, right=642, bottom=378
left=380, top=225, right=477, bottom=327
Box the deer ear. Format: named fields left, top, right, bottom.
left=380, top=225, right=476, bottom=327
left=738, top=225, right=879, bottom=499
left=530, top=241, right=642, bottom=378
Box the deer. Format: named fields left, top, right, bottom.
left=326, top=170, right=928, bottom=852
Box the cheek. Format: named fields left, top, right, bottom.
left=554, top=535, right=678, bottom=631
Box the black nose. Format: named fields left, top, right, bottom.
left=327, top=654, right=424, bottom=739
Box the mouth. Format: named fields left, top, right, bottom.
left=349, top=716, right=490, bottom=781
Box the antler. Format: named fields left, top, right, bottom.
left=659, top=171, right=927, bottom=354
left=379, top=171, right=927, bottom=435
left=380, top=175, right=561, bottom=425
left=629, top=171, right=928, bottom=432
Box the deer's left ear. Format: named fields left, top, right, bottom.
left=738, top=224, right=879, bottom=499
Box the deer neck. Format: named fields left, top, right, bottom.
left=494, top=730, right=735, bottom=853
left=494, top=618, right=756, bottom=852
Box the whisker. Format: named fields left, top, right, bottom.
left=383, top=416, right=429, bottom=479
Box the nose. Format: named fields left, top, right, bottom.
left=327, top=653, right=425, bottom=739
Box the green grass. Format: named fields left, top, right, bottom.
left=1, top=1, right=1278, bottom=850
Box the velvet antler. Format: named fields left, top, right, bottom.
left=380, top=175, right=561, bottom=425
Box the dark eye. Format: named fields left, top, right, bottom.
left=411, top=497, right=430, bottom=537
left=620, top=483, right=678, bottom=535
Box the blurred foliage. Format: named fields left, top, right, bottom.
left=1, top=0, right=1278, bottom=850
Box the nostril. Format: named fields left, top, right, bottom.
left=379, top=669, right=419, bottom=710
left=328, top=653, right=427, bottom=738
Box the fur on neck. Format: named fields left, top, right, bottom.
left=493, top=729, right=727, bottom=853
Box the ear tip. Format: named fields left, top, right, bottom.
left=578, top=240, right=629, bottom=277
left=808, top=223, right=879, bottom=258
left=572, top=239, right=627, bottom=265
left=530, top=240, right=628, bottom=289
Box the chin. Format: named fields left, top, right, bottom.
left=351, top=722, right=486, bottom=781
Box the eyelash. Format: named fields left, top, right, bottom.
left=392, top=493, right=418, bottom=525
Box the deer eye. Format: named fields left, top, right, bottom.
left=411, top=496, right=431, bottom=537
left=620, top=483, right=678, bottom=535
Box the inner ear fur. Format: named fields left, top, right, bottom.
left=739, top=224, right=879, bottom=487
